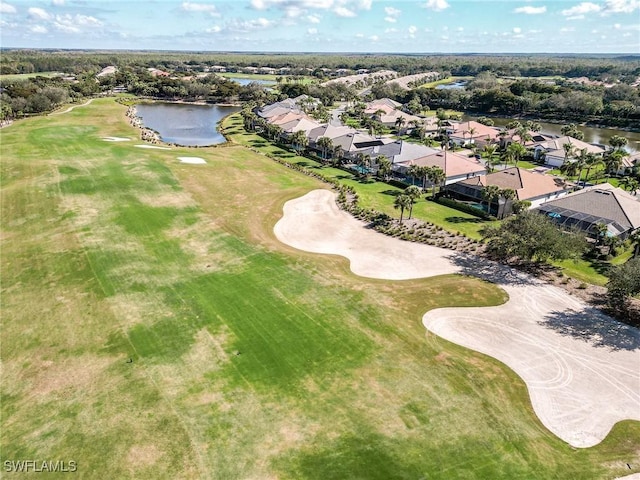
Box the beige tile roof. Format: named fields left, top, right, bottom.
left=456, top=167, right=571, bottom=201
left=398, top=151, right=486, bottom=178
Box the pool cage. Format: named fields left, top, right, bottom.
left=537, top=205, right=628, bottom=239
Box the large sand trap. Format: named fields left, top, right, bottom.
left=274, top=189, right=640, bottom=448
left=135, top=144, right=171, bottom=150
left=178, top=157, right=207, bottom=164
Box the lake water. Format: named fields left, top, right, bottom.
left=135, top=103, right=240, bottom=147
left=230, top=78, right=275, bottom=86
left=463, top=114, right=640, bottom=153
left=436, top=81, right=467, bottom=90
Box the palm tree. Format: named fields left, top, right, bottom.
left=376, top=155, right=392, bottom=181
left=592, top=222, right=609, bottom=246
left=603, top=149, right=627, bottom=179
left=560, top=159, right=580, bottom=178
left=563, top=141, right=577, bottom=167
left=407, top=164, right=421, bottom=186
left=482, top=184, right=501, bottom=216
left=609, top=134, right=628, bottom=151
left=499, top=188, right=517, bottom=219
left=515, top=126, right=532, bottom=145
left=525, top=120, right=542, bottom=132
left=583, top=152, right=602, bottom=184
left=332, top=145, right=344, bottom=165
left=481, top=144, right=500, bottom=172
left=394, top=194, right=412, bottom=223
left=405, top=185, right=422, bottom=219
left=465, top=126, right=477, bottom=146
left=428, top=166, right=446, bottom=198
left=356, top=153, right=371, bottom=177
left=316, top=136, right=333, bottom=161
left=291, top=130, right=308, bottom=153
left=395, top=115, right=407, bottom=135
left=506, top=142, right=528, bottom=168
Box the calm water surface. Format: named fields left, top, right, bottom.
left=136, top=103, right=240, bottom=147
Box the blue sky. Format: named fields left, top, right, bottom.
left=1, top=0, right=639, bottom=53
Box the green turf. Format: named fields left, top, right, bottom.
left=1, top=98, right=639, bottom=479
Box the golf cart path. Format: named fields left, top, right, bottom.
left=274, top=189, right=640, bottom=449
left=50, top=98, right=94, bottom=115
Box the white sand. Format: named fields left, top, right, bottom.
left=134, top=144, right=171, bottom=150
left=102, top=136, right=131, bottom=142
left=178, top=157, right=207, bottom=164
left=274, top=189, right=640, bottom=449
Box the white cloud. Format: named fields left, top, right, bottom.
left=567, top=14, right=585, bottom=19
left=561, top=2, right=601, bottom=16
left=513, top=5, right=547, bottom=14
left=408, top=25, right=417, bottom=38
left=603, top=0, right=640, bottom=13
left=0, top=2, right=16, bottom=14
left=385, top=6, right=401, bottom=16
left=307, top=14, right=321, bottom=23
left=359, top=0, right=372, bottom=10
left=614, top=23, right=621, bottom=28
left=28, top=7, right=51, bottom=20
left=355, top=33, right=364, bottom=37
left=181, top=2, right=219, bottom=15
left=384, top=16, right=396, bottom=23
left=334, top=6, right=356, bottom=16
left=369, top=34, right=379, bottom=41
left=560, top=27, right=575, bottom=32
left=513, top=27, right=522, bottom=33
left=457, top=26, right=463, bottom=31
left=30, top=25, right=48, bottom=33
left=307, top=27, right=318, bottom=34
left=384, top=27, right=397, bottom=33
left=423, top=0, right=449, bottom=12
left=51, top=0, right=64, bottom=5
left=207, top=25, right=221, bottom=33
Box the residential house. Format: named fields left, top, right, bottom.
left=394, top=150, right=486, bottom=186
left=536, top=184, right=640, bottom=239
left=447, top=167, right=572, bottom=217
left=532, top=136, right=605, bottom=167
left=446, top=121, right=500, bottom=148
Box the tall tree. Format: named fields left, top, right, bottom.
left=428, top=166, right=446, bottom=198
left=376, top=155, right=391, bottom=181
left=394, top=194, right=412, bottom=223
left=481, top=144, right=500, bottom=172
left=482, top=184, right=501, bottom=216
left=480, top=210, right=588, bottom=264
left=506, top=142, right=527, bottom=168
left=405, top=185, right=422, bottom=219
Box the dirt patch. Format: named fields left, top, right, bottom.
left=126, top=444, right=162, bottom=467
left=31, top=355, right=112, bottom=397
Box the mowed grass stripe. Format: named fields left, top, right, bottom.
left=1, top=98, right=638, bottom=479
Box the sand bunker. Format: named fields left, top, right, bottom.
left=102, top=136, right=131, bottom=142
left=135, top=145, right=171, bottom=150
left=274, top=189, right=640, bottom=448
left=178, top=157, right=207, bottom=164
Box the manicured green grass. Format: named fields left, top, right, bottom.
left=216, top=72, right=278, bottom=82
left=555, top=248, right=634, bottom=286
left=2, top=98, right=639, bottom=480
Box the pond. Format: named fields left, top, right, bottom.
left=436, top=80, right=468, bottom=90
left=230, top=78, right=275, bottom=86
left=135, top=103, right=240, bottom=147
left=462, top=114, right=640, bottom=153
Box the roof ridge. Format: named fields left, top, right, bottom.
left=610, top=189, right=635, bottom=228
